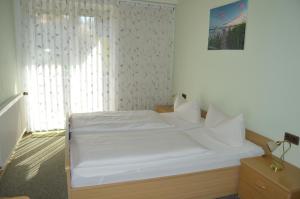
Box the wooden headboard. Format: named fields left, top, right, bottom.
left=200, top=110, right=272, bottom=155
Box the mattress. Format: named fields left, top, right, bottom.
left=70, top=127, right=264, bottom=188
left=70, top=110, right=173, bottom=133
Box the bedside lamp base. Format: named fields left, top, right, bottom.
left=267, top=140, right=291, bottom=173
left=270, top=160, right=284, bottom=172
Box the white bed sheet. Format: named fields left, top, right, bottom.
left=70, top=110, right=173, bottom=133
left=159, top=112, right=204, bottom=130
left=71, top=130, right=208, bottom=169
left=71, top=127, right=264, bottom=188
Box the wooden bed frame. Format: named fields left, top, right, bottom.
left=65, top=110, right=272, bottom=199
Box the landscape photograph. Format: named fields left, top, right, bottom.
left=208, top=0, right=248, bottom=50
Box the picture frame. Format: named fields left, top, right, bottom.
left=208, top=0, right=248, bottom=50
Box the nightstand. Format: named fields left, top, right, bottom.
left=238, top=156, right=300, bottom=199
left=155, top=105, right=174, bottom=113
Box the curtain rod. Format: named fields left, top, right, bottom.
left=119, top=0, right=177, bottom=7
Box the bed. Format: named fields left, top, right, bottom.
left=65, top=110, right=272, bottom=199
left=70, top=110, right=172, bottom=133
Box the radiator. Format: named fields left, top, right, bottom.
left=0, top=93, right=26, bottom=168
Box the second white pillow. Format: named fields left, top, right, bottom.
left=175, top=101, right=201, bottom=123
left=210, top=114, right=246, bottom=147
left=205, top=104, right=228, bottom=127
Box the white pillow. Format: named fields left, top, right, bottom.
left=175, top=101, right=201, bottom=123
left=174, top=94, right=187, bottom=111
left=205, top=104, right=228, bottom=127
left=210, top=114, right=245, bottom=147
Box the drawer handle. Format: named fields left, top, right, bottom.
left=255, top=181, right=267, bottom=190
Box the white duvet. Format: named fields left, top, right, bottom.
left=70, top=110, right=172, bottom=133
left=71, top=130, right=208, bottom=177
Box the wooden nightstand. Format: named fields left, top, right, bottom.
left=155, top=105, right=174, bottom=113
left=239, top=156, right=300, bottom=199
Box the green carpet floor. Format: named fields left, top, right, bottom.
left=0, top=135, right=67, bottom=199
left=0, top=134, right=238, bottom=199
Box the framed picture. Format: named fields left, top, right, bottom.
left=208, top=0, right=248, bottom=50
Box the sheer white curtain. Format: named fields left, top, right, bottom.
left=18, top=0, right=175, bottom=131
left=19, top=0, right=117, bottom=131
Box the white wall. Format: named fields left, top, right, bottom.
left=0, top=97, right=26, bottom=167
left=0, top=0, right=26, bottom=168
left=173, top=0, right=300, bottom=167
left=0, top=0, right=20, bottom=104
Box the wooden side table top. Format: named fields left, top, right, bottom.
left=155, top=105, right=174, bottom=113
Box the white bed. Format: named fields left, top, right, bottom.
left=70, top=126, right=263, bottom=188
left=70, top=110, right=171, bottom=133
left=70, top=111, right=204, bottom=134
left=160, top=112, right=204, bottom=129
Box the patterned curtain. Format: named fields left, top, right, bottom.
left=18, top=0, right=175, bottom=131
left=116, top=2, right=175, bottom=110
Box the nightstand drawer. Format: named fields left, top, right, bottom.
left=239, top=180, right=264, bottom=199
left=240, top=164, right=289, bottom=199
